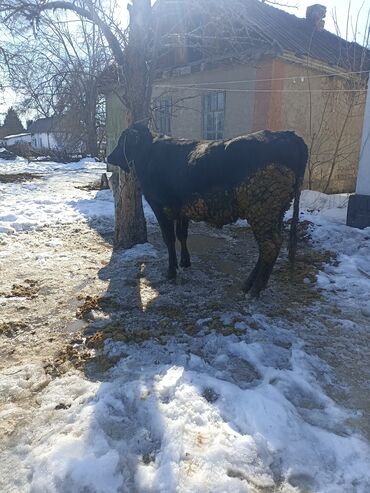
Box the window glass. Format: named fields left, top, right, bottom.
left=156, top=97, right=171, bottom=135
left=218, top=92, right=225, bottom=110
left=203, top=92, right=225, bottom=140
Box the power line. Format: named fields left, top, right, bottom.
left=154, top=69, right=369, bottom=88
left=154, top=85, right=367, bottom=93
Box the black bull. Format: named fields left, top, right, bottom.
left=108, top=124, right=308, bottom=296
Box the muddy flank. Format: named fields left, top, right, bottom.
left=0, top=215, right=369, bottom=448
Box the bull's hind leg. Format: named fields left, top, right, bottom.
left=243, top=258, right=261, bottom=293
left=176, top=217, right=191, bottom=268
left=244, top=223, right=283, bottom=297
left=239, top=164, right=296, bottom=296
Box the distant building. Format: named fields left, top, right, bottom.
left=0, top=126, right=9, bottom=147
left=3, top=132, right=32, bottom=146
left=3, top=115, right=83, bottom=153
left=27, top=116, right=62, bottom=150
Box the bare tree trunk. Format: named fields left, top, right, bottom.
left=113, top=0, right=152, bottom=248
left=114, top=167, right=147, bottom=248
left=113, top=107, right=147, bottom=247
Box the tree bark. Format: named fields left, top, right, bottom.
left=113, top=167, right=147, bottom=248
left=113, top=0, right=153, bottom=249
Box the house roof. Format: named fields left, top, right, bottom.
left=0, top=126, right=9, bottom=138
left=155, top=0, right=370, bottom=73
left=4, top=132, right=31, bottom=139
left=238, top=0, right=369, bottom=71
left=27, top=116, right=62, bottom=134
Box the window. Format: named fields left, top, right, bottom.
left=203, top=92, right=225, bottom=140
left=156, top=97, right=172, bottom=135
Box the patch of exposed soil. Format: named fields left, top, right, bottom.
left=46, top=341, right=93, bottom=375
left=1, top=279, right=40, bottom=299
left=0, top=321, right=28, bottom=337
left=75, top=175, right=109, bottom=191
left=0, top=173, right=43, bottom=183
left=76, top=294, right=104, bottom=319
left=0, top=221, right=111, bottom=375
left=76, top=294, right=118, bottom=319
left=75, top=180, right=102, bottom=191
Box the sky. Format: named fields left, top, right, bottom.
left=1, top=0, right=369, bottom=121
left=280, top=0, right=370, bottom=42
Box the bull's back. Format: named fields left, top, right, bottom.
left=183, top=130, right=307, bottom=195
left=223, top=130, right=307, bottom=182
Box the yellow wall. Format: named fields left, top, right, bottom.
left=153, top=63, right=257, bottom=139
left=278, top=60, right=366, bottom=193
left=105, top=89, right=128, bottom=155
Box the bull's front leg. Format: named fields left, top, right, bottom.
left=150, top=203, right=178, bottom=280
left=176, top=216, right=191, bottom=268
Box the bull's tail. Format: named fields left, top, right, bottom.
left=288, top=136, right=308, bottom=264
left=288, top=177, right=302, bottom=264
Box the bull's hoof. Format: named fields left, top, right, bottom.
left=166, top=268, right=177, bottom=281
left=180, top=258, right=191, bottom=268
left=242, top=277, right=255, bottom=293
left=243, top=281, right=262, bottom=298
left=248, top=286, right=261, bottom=298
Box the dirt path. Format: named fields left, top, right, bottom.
left=0, top=220, right=110, bottom=370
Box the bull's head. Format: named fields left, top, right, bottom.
left=107, top=123, right=152, bottom=172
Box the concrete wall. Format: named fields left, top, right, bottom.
left=105, top=64, right=256, bottom=150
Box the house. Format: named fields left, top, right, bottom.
left=105, top=0, right=370, bottom=194
left=0, top=127, right=7, bottom=147
left=27, top=116, right=68, bottom=150
left=3, top=115, right=83, bottom=153
left=3, top=132, right=32, bottom=146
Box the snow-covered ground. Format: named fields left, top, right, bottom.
left=1, top=157, right=370, bottom=493
left=0, top=157, right=114, bottom=234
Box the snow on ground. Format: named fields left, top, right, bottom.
left=4, top=321, right=370, bottom=493
left=0, top=157, right=114, bottom=234
left=300, top=190, right=370, bottom=313
left=1, top=160, right=370, bottom=492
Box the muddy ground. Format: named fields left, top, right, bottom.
left=1, top=212, right=369, bottom=450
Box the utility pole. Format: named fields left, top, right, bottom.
left=347, top=76, right=370, bottom=228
